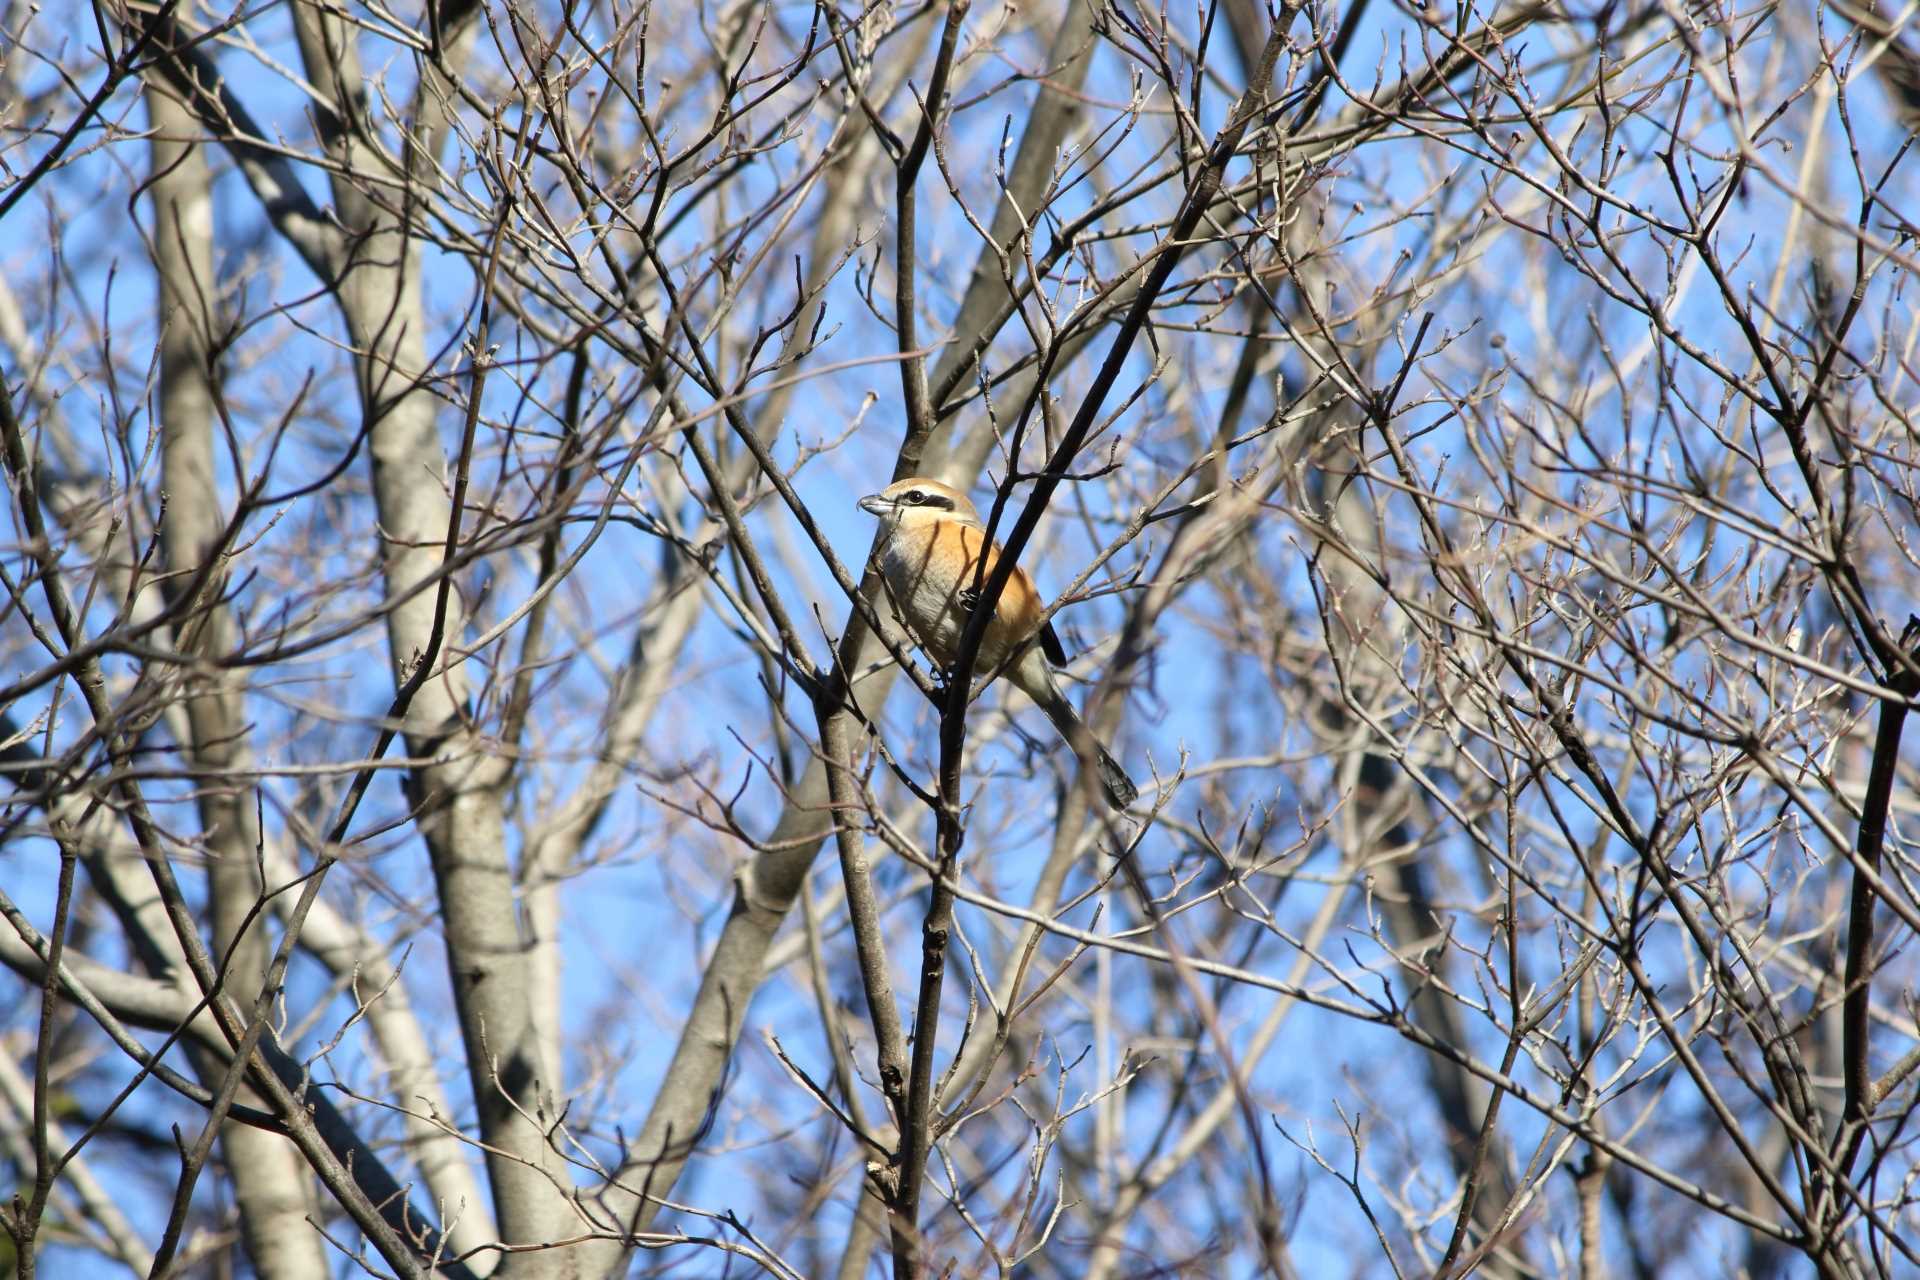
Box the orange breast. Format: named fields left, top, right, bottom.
left=879, top=521, right=1046, bottom=672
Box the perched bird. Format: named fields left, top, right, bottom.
left=857, top=477, right=1139, bottom=811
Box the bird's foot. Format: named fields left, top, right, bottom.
left=930, top=666, right=956, bottom=701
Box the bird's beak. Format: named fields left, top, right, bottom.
left=857, top=493, right=888, bottom=516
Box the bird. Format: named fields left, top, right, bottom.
left=857, top=476, right=1139, bottom=811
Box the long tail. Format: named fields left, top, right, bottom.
left=1037, top=685, right=1139, bottom=812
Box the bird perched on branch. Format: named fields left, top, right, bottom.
left=858, top=477, right=1139, bottom=811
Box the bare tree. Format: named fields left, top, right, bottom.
left=1, top=0, right=1917, bottom=1276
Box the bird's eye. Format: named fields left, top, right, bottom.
left=904, top=489, right=925, bottom=504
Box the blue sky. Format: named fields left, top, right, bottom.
left=4, top=0, right=1919, bottom=1274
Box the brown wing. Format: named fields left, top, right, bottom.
left=957, top=526, right=1066, bottom=664
left=951, top=524, right=1049, bottom=644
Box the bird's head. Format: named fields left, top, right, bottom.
left=857, top=477, right=982, bottom=530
